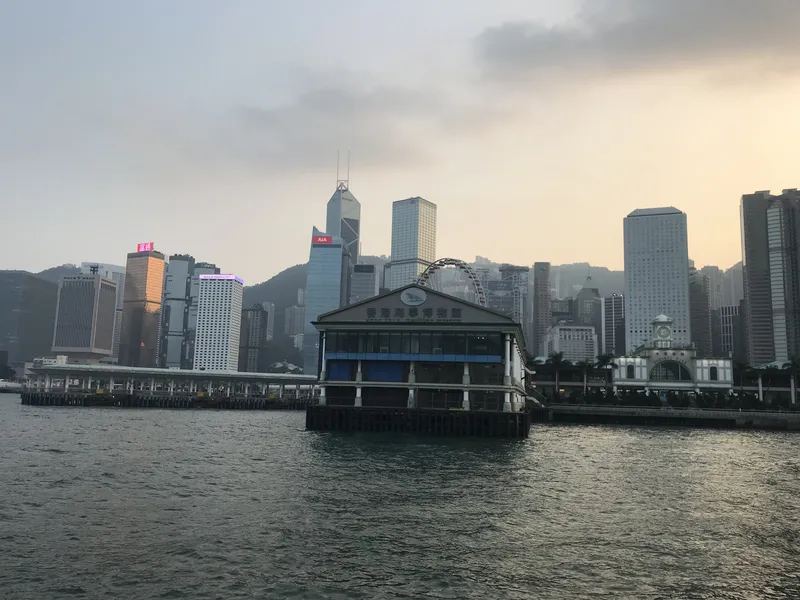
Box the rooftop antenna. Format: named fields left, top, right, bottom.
left=336, top=149, right=350, bottom=191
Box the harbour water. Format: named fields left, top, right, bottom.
left=1, top=394, right=799, bottom=599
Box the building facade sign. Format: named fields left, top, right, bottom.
left=137, top=242, right=154, bottom=252
left=400, top=288, right=427, bottom=307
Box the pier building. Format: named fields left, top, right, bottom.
left=314, top=284, right=528, bottom=413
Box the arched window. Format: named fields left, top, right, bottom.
left=626, top=364, right=635, bottom=379
left=710, top=366, right=718, bottom=381
left=649, top=361, right=693, bottom=382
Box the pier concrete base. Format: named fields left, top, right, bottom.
left=305, top=405, right=543, bottom=438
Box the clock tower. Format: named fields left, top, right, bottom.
left=651, top=315, right=674, bottom=349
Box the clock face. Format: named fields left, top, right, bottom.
left=657, top=326, right=671, bottom=339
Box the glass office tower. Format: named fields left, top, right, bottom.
left=303, top=227, right=348, bottom=375
left=119, top=247, right=166, bottom=367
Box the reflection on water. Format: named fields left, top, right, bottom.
left=1, top=395, right=798, bottom=599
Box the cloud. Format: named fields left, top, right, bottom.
left=113, top=71, right=511, bottom=179
left=476, top=0, right=800, bottom=81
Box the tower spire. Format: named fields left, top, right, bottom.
left=336, top=149, right=350, bottom=190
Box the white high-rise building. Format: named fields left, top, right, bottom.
left=624, top=207, right=691, bottom=352
left=194, top=275, right=244, bottom=371
left=80, top=263, right=125, bottom=360
left=389, top=197, right=437, bottom=289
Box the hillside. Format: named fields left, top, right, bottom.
left=36, top=264, right=80, bottom=284
left=242, top=263, right=307, bottom=335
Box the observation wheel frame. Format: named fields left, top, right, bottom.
left=414, top=258, right=487, bottom=307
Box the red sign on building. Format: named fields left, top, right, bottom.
left=312, top=235, right=332, bottom=244
left=137, top=242, right=154, bottom=252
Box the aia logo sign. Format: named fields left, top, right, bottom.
left=313, top=235, right=332, bottom=244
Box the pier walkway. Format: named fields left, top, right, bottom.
left=549, top=404, right=800, bottom=430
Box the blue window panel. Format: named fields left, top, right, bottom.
left=363, top=361, right=404, bottom=382
left=328, top=360, right=353, bottom=381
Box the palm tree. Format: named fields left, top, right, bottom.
left=574, top=361, right=593, bottom=398
left=732, top=360, right=750, bottom=395
left=762, top=364, right=783, bottom=405
left=546, top=351, right=571, bottom=400
left=594, top=354, right=618, bottom=394
left=783, top=356, right=800, bottom=405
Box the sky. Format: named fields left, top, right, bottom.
left=3, top=0, right=800, bottom=284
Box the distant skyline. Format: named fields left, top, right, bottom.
left=3, top=1, right=800, bottom=282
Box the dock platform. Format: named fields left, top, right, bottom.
left=305, top=405, right=546, bottom=438
left=20, top=391, right=311, bottom=410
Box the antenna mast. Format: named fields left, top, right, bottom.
left=336, top=149, right=350, bottom=190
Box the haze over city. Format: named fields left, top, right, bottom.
left=4, top=0, right=800, bottom=281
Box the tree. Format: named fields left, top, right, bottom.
left=783, top=356, right=800, bottom=405
left=594, top=354, right=618, bottom=394
left=574, top=361, right=593, bottom=397
left=761, top=365, right=783, bottom=404
left=732, top=361, right=751, bottom=395
left=546, top=351, right=571, bottom=400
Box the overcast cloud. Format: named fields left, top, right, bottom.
left=476, top=0, right=800, bottom=81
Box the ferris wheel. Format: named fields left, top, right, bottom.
left=414, top=258, right=487, bottom=307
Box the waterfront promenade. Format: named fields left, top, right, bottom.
left=549, top=403, right=800, bottom=430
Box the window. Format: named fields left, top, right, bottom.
left=390, top=333, right=402, bottom=353
left=423, top=308, right=433, bottom=318
left=401, top=332, right=411, bottom=353
left=451, top=308, right=462, bottom=319
left=409, top=332, right=420, bottom=353
left=710, top=366, right=718, bottom=381
left=366, top=332, right=378, bottom=353
left=419, top=332, right=432, bottom=353
left=626, top=365, right=635, bottom=379
left=326, top=332, right=338, bottom=353
left=437, top=308, right=448, bottom=319
left=379, top=332, right=390, bottom=352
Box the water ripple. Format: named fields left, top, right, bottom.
left=1, top=396, right=799, bottom=599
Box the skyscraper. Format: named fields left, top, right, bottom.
left=741, top=191, right=777, bottom=365
left=326, top=182, right=361, bottom=264
left=194, top=274, right=244, bottom=371
left=499, top=265, right=530, bottom=334
left=389, top=197, right=437, bottom=290
left=239, top=303, right=270, bottom=373
left=601, top=294, right=625, bottom=356
left=574, top=279, right=601, bottom=338
left=689, top=268, right=712, bottom=357
left=80, top=263, right=125, bottom=360
left=699, top=265, right=725, bottom=311
left=712, top=305, right=740, bottom=358
left=161, top=254, right=194, bottom=369
left=161, top=256, right=221, bottom=369
left=624, top=207, right=691, bottom=352
left=119, top=244, right=166, bottom=367
left=0, top=271, right=58, bottom=368
left=284, top=305, right=305, bottom=336
left=52, top=275, right=117, bottom=360
left=262, top=301, right=275, bottom=342
left=303, top=228, right=349, bottom=375
left=766, top=190, right=800, bottom=363
left=350, top=264, right=379, bottom=304
left=532, top=262, right=552, bottom=356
